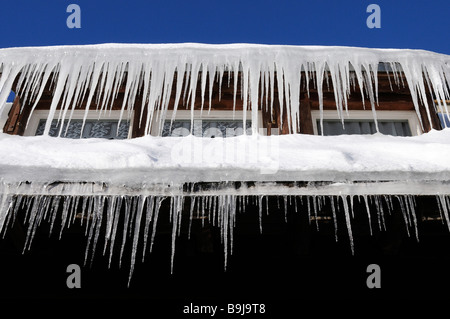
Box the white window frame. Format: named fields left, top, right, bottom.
left=435, top=101, right=450, bottom=129
left=150, top=110, right=262, bottom=136
left=310, top=110, right=422, bottom=136
left=23, top=109, right=134, bottom=138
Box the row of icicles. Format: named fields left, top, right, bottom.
left=1, top=193, right=450, bottom=286
left=1, top=45, right=448, bottom=137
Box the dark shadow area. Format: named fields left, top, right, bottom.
left=1, top=195, right=450, bottom=312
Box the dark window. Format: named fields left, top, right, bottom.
left=35, top=119, right=130, bottom=139
left=162, top=120, right=252, bottom=137
left=317, top=119, right=412, bottom=136
left=438, top=113, right=450, bottom=128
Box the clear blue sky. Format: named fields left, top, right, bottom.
left=0, top=0, right=448, bottom=54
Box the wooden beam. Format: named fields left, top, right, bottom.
left=3, top=95, right=30, bottom=135
left=299, top=94, right=314, bottom=135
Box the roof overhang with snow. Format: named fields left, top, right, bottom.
left=0, top=43, right=449, bottom=194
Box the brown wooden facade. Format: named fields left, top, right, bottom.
left=3, top=71, right=442, bottom=137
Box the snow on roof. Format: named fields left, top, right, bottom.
left=0, top=44, right=449, bottom=191
left=1, top=128, right=450, bottom=188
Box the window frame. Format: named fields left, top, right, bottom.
left=310, top=110, right=422, bottom=136
left=23, top=109, right=134, bottom=139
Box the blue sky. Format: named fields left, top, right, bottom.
left=0, top=0, right=448, bottom=54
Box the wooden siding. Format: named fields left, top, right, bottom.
left=3, top=71, right=442, bottom=137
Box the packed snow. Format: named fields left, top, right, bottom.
left=1, top=129, right=450, bottom=185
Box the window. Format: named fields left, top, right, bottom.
left=24, top=110, right=133, bottom=139
left=438, top=112, right=450, bottom=128
left=35, top=119, right=130, bottom=139
left=318, top=119, right=412, bottom=136
left=153, top=110, right=259, bottom=137
left=162, top=119, right=252, bottom=137
left=311, top=110, right=421, bottom=136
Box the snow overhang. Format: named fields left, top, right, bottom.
left=1, top=128, right=450, bottom=196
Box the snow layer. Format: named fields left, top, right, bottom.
left=0, top=43, right=449, bottom=136
left=1, top=128, right=450, bottom=186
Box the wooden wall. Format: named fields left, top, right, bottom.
left=3, top=71, right=442, bottom=137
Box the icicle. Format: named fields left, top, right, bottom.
left=128, top=195, right=145, bottom=286
left=293, top=196, right=298, bottom=214
left=214, top=194, right=236, bottom=270
left=258, top=195, right=263, bottom=234
left=109, top=196, right=123, bottom=267
left=373, top=195, right=386, bottom=231
left=201, top=196, right=206, bottom=227
left=2, top=195, right=20, bottom=239
left=0, top=187, right=13, bottom=236
left=396, top=196, right=411, bottom=237
left=89, top=196, right=105, bottom=267
left=149, top=196, right=163, bottom=254
left=103, top=196, right=116, bottom=256
left=118, top=196, right=132, bottom=268
left=170, top=195, right=184, bottom=274
left=406, top=195, right=419, bottom=241
left=141, top=196, right=154, bottom=262
left=69, top=196, right=80, bottom=226
left=362, top=195, right=373, bottom=236
left=59, top=196, right=72, bottom=239
left=312, top=196, right=319, bottom=230
left=330, top=196, right=338, bottom=242
left=24, top=196, right=49, bottom=252
left=340, top=195, right=354, bottom=254
left=306, top=196, right=311, bottom=225
left=438, top=195, right=450, bottom=231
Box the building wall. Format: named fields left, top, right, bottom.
left=3, top=71, right=442, bottom=137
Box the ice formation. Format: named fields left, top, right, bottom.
left=1, top=43, right=450, bottom=284
left=0, top=43, right=448, bottom=136
left=1, top=188, right=450, bottom=285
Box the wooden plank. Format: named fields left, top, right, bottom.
left=3, top=95, right=31, bottom=135
left=299, top=94, right=314, bottom=135
left=3, top=95, right=22, bottom=133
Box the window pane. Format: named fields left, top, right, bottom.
left=438, top=113, right=450, bottom=128
left=35, top=119, right=130, bottom=139
left=162, top=120, right=252, bottom=137
left=162, top=121, right=191, bottom=137
left=319, top=119, right=411, bottom=136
